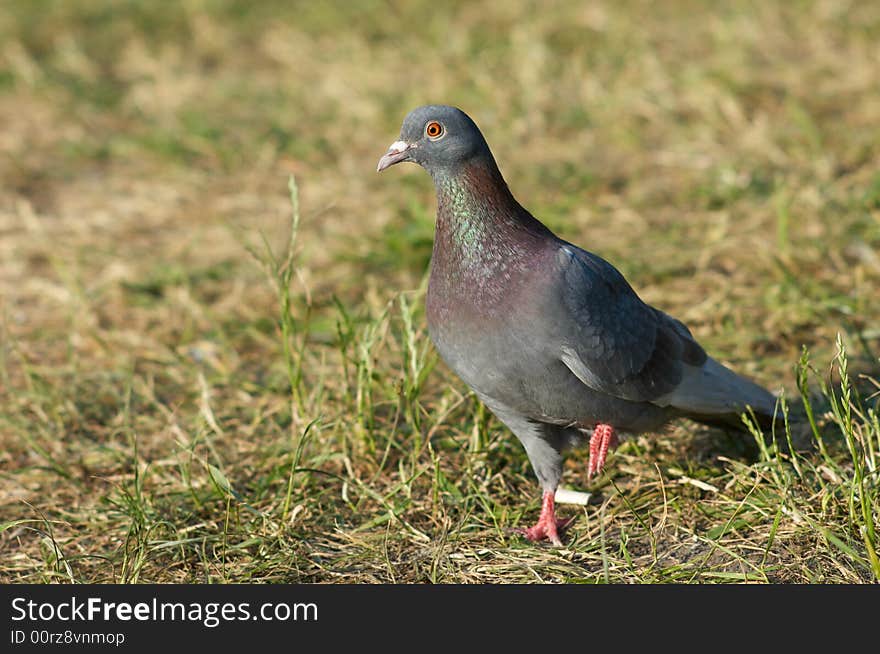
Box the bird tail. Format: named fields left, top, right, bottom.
left=660, top=356, right=783, bottom=433
left=683, top=405, right=780, bottom=433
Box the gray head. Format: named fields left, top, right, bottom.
left=377, top=105, right=494, bottom=175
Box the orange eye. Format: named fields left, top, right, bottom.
left=425, top=121, right=444, bottom=139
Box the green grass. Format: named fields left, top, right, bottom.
left=1, top=0, right=879, bottom=583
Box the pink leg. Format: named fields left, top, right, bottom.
left=516, top=490, right=570, bottom=546
left=588, top=423, right=618, bottom=480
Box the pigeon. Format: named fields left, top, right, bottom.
left=378, top=105, right=780, bottom=546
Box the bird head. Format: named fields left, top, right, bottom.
left=377, top=105, right=492, bottom=175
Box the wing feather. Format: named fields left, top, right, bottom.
left=554, top=244, right=706, bottom=402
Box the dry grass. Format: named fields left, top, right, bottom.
left=1, top=0, right=879, bottom=583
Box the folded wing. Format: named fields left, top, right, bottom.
left=554, top=244, right=776, bottom=418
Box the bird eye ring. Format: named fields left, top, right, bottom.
left=425, top=121, right=444, bottom=140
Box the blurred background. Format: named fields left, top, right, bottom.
left=1, top=1, right=878, bottom=583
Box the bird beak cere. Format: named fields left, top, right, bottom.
left=377, top=140, right=414, bottom=172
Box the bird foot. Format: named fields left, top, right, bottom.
left=515, top=491, right=571, bottom=546
left=588, top=423, right=618, bottom=480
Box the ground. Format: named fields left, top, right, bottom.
left=1, top=0, right=878, bottom=583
